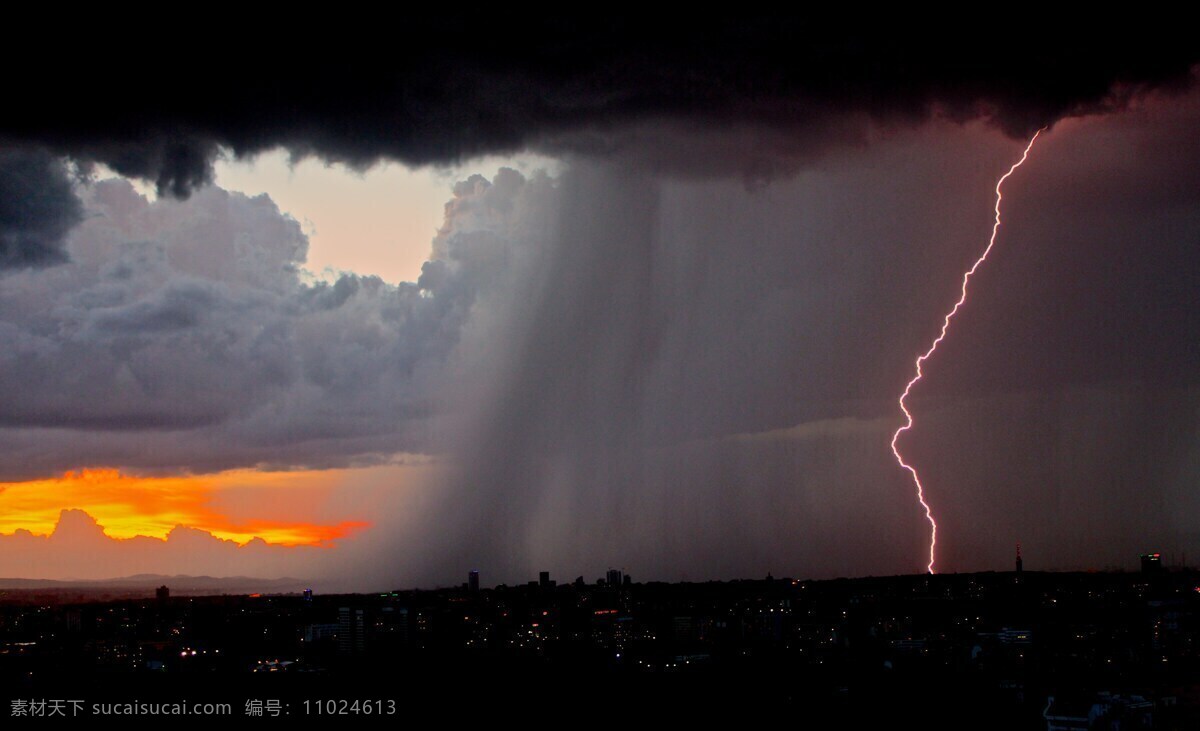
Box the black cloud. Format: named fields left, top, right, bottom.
left=3, top=21, right=1197, bottom=198
left=0, top=150, right=83, bottom=268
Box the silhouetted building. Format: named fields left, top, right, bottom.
left=469, top=570, right=479, bottom=593
left=155, top=585, right=169, bottom=602
left=606, top=569, right=622, bottom=587
left=1015, top=544, right=1023, bottom=573
left=378, top=606, right=410, bottom=648
left=303, top=588, right=313, bottom=602
left=1141, top=553, right=1163, bottom=574
left=338, top=607, right=366, bottom=655
left=539, top=571, right=554, bottom=589
left=304, top=622, right=338, bottom=642
left=623, top=574, right=632, bottom=587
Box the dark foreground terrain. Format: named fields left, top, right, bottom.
left=3, top=569, right=1198, bottom=727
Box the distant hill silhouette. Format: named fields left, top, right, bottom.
left=0, top=574, right=308, bottom=593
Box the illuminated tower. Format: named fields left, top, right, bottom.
left=1140, top=553, right=1162, bottom=575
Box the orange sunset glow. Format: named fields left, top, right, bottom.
left=0, top=468, right=369, bottom=546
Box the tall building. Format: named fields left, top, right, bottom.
left=606, top=569, right=623, bottom=587
left=338, top=607, right=366, bottom=655
left=155, top=585, right=169, bottom=602
left=1015, top=544, right=1023, bottom=573
left=468, top=570, right=479, bottom=592
left=539, top=571, right=553, bottom=589
left=303, top=588, right=313, bottom=602
left=378, top=606, right=410, bottom=648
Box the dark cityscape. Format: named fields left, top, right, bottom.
left=3, top=557, right=1199, bottom=726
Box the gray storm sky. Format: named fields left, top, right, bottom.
left=0, top=38, right=1197, bottom=588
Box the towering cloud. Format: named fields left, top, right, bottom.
left=0, top=172, right=533, bottom=477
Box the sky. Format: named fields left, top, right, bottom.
left=211, top=150, right=558, bottom=283
left=1, top=24, right=1199, bottom=589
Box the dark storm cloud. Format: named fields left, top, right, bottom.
left=4, top=21, right=1197, bottom=200
left=0, top=149, right=83, bottom=268
left=0, top=172, right=544, bottom=476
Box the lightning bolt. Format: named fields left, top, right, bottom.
left=891, top=129, right=1043, bottom=575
